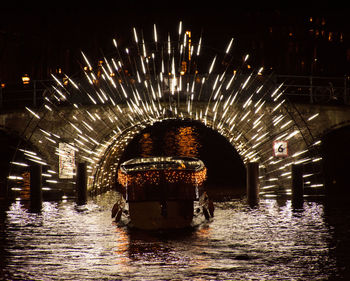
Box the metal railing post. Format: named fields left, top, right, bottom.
left=0, top=86, right=3, bottom=108
left=309, top=76, right=313, bottom=104
left=344, top=75, right=348, bottom=105
left=33, top=80, right=37, bottom=108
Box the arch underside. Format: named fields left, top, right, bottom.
left=90, top=101, right=322, bottom=196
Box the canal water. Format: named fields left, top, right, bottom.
left=1, top=191, right=349, bottom=280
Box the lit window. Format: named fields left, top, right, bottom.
left=22, top=74, right=30, bottom=85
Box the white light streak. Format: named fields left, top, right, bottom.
left=242, top=73, right=252, bottom=89
left=81, top=51, right=92, bottom=69
left=240, top=110, right=250, bottom=122
left=254, top=100, right=265, bottom=114
left=271, top=83, right=284, bottom=98
left=310, top=184, right=324, bottom=187
left=178, top=21, right=182, bottom=35
left=25, top=107, right=40, bottom=119
left=280, top=120, right=292, bottom=129
left=312, top=157, right=322, bottom=162
left=15, top=22, right=324, bottom=197
left=197, top=36, right=202, bottom=56
left=272, top=99, right=285, bottom=112
left=285, top=130, right=299, bottom=140
left=225, top=38, right=234, bottom=54
left=153, top=24, right=158, bottom=43
left=10, top=162, right=29, bottom=167
left=308, top=113, right=319, bottom=121
left=292, top=150, right=308, bottom=158
left=8, top=176, right=23, bottom=180
left=70, top=123, right=83, bottom=134
left=209, top=56, right=217, bottom=74
left=133, top=27, right=138, bottom=43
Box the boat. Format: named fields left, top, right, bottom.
left=112, top=156, right=212, bottom=230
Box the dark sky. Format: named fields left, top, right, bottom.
left=1, top=1, right=349, bottom=81
left=2, top=0, right=348, bottom=45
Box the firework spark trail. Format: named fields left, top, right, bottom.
left=10, top=22, right=323, bottom=194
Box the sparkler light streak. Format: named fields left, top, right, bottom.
left=9, top=22, right=323, bottom=196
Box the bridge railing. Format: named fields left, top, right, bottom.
left=0, top=80, right=50, bottom=111
left=276, top=75, right=350, bottom=105
left=0, top=75, right=349, bottom=110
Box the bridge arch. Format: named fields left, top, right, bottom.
left=0, top=125, right=43, bottom=199
left=92, top=118, right=247, bottom=198
left=7, top=23, right=325, bottom=199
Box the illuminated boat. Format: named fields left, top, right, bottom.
left=115, top=156, right=208, bottom=230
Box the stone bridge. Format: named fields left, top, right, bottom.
left=1, top=24, right=349, bottom=201
left=1, top=95, right=350, bottom=200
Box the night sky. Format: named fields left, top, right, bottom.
left=0, top=1, right=349, bottom=82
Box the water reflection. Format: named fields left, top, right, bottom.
left=1, top=191, right=349, bottom=280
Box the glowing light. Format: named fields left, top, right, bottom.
left=22, top=74, right=30, bottom=84
left=285, top=130, right=299, bottom=140
left=153, top=24, right=158, bottom=43
left=307, top=113, right=319, bottom=121
left=133, top=27, right=138, bottom=43
left=118, top=167, right=207, bottom=188
left=25, top=107, right=40, bottom=119
left=8, top=175, right=24, bottom=180
left=10, top=162, right=29, bottom=167
left=310, top=184, right=324, bottom=187
left=10, top=22, right=323, bottom=196
left=209, top=56, right=217, bottom=74
left=225, top=38, right=234, bottom=54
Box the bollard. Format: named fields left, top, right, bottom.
left=30, top=164, right=42, bottom=212
left=291, top=164, right=304, bottom=209
left=76, top=162, right=87, bottom=205
left=246, top=162, right=260, bottom=207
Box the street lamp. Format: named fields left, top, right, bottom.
left=22, top=74, right=30, bottom=85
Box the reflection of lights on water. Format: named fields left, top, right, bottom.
left=114, top=227, right=130, bottom=270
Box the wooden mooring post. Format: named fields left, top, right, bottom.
left=246, top=162, right=260, bottom=207
left=292, top=164, right=304, bottom=209
left=30, top=164, right=42, bottom=212
left=76, top=162, right=87, bottom=205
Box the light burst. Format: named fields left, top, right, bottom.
left=9, top=22, right=323, bottom=197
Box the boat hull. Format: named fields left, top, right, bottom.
left=116, top=157, right=208, bottom=230
left=128, top=200, right=194, bottom=230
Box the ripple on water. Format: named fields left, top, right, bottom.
left=0, top=191, right=347, bottom=280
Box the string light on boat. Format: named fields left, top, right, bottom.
left=118, top=167, right=207, bottom=188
